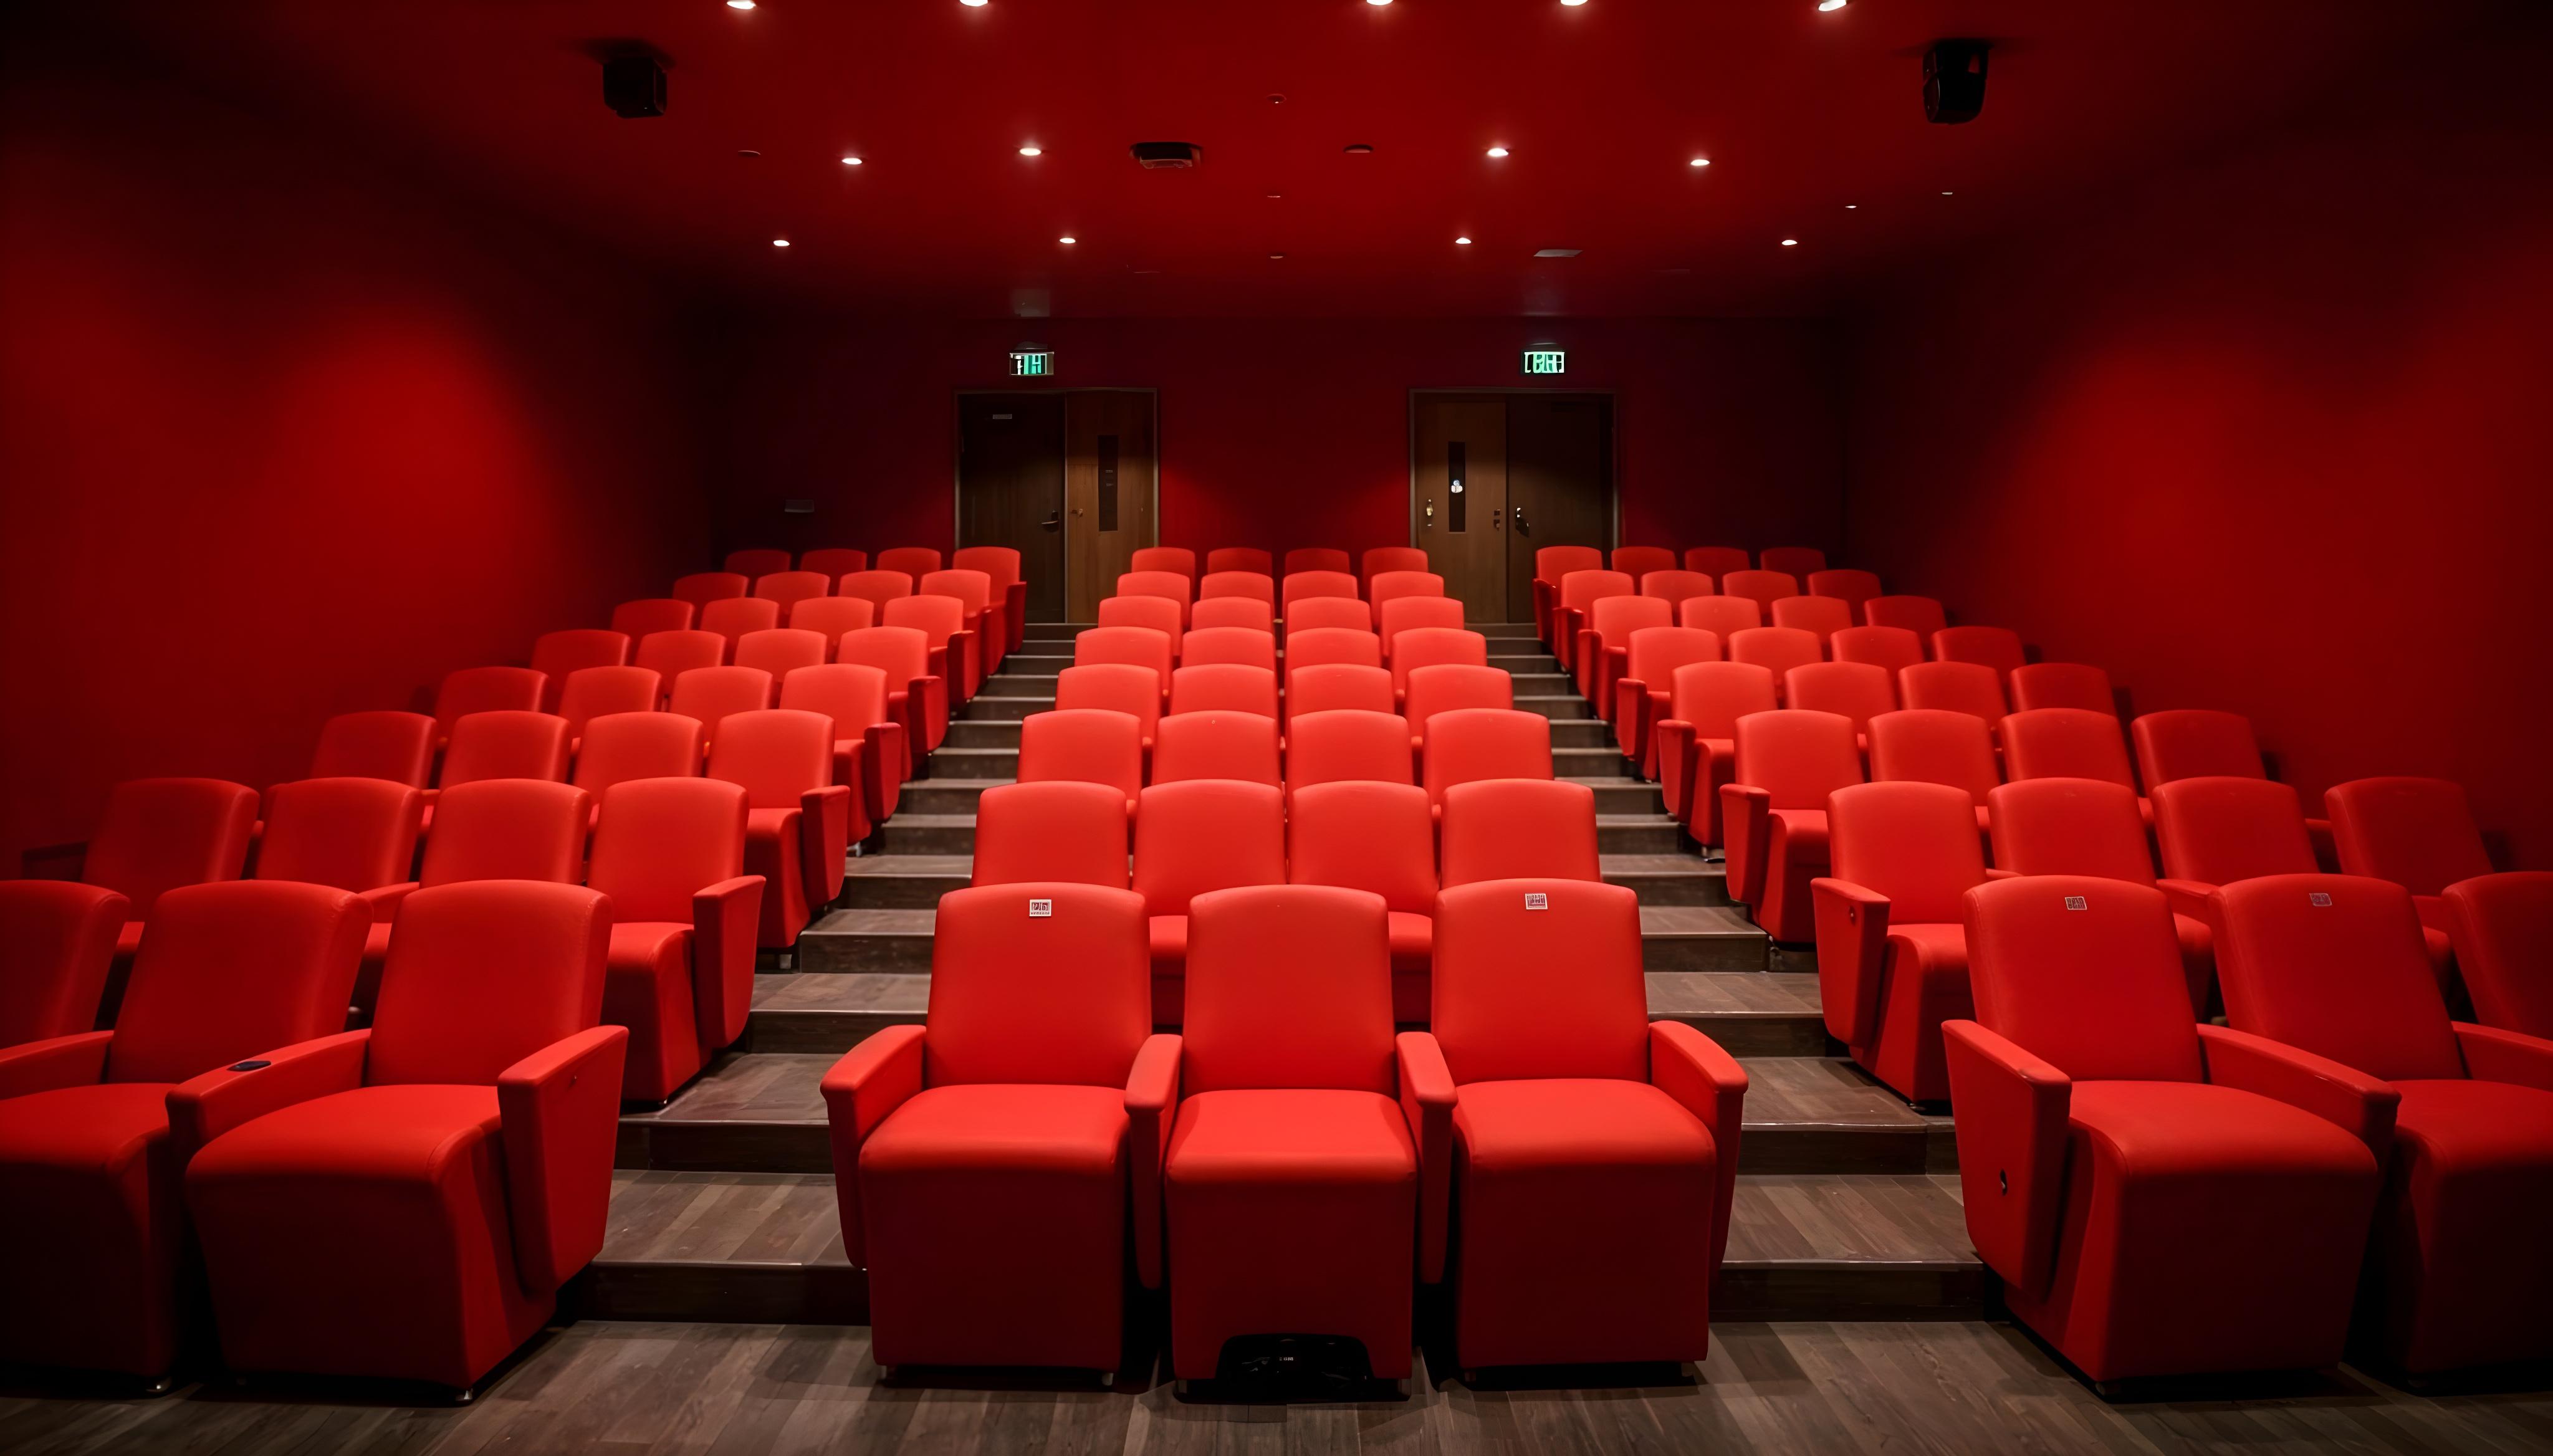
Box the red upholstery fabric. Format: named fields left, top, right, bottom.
left=1933, top=625, right=2026, bottom=679
left=1133, top=545, right=1197, bottom=579
left=1636, top=569, right=1715, bottom=612
left=556, top=666, right=661, bottom=740
left=754, top=570, right=833, bottom=621
left=1439, top=780, right=1600, bottom=888
left=1769, top=594, right=1852, bottom=643
left=1806, top=568, right=1884, bottom=611
left=884, top=593, right=980, bottom=701
left=1610, top=545, right=1677, bottom=580
left=951, top=547, right=1026, bottom=654
left=1073, top=626, right=1174, bottom=702
left=2003, top=708, right=2137, bottom=792
left=84, top=777, right=257, bottom=924
left=1581, top=598, right=1667, bottom=709
left=529, top=630, right=630, bottom=709
left=1813, top=782, right=1986, bottom=1101
left=256, top=777, right=423, bottom=894
left=1868, top=709, right=2000, bottom=810
left=1431, top=881, right=1649, bottom=1085
left=1728, top=627, right=1823, bottom=700
left=1361, top=547, right=1430, bottom=591
left=1720, top=709, right=1861, bottom=943
left=1987, top=777, right=2213, bottom=1010
left=431, top=667, right=544, bottom=741
left=668, top=665, right=777, bottom=745
left=1366, top=570, right=1445, bottom=631
left=1401, top=664, right=1511, bottom=757
left=838, top=625, right=947, bottom=754
left=1531, top=545, right=1603, bottom=643
left=2214, top=876, right=2465, bottom=1083
left=1899, top=661, right=2008, bottom=726
left=418, top=780, right=591, bottom=889
left=2130, top=709, right=2266, bottom=787
left=1180, top=628, right=1278, bottom=673
left=1167, top=665, right=1279, bottom=720
left=874, top=547, right=943, bottom=584
left=1286, top=709, right=1415, bottom=790
left=1288, top=598, right=1374, bottom=635
left=2447, top=872, right=2553, bottom=1037
left=671, top=571, right=749, bottom=609
left=1190, top=596, right=1275, bottom=633
left=573, top=712, right=704, bottom=794
left=0, top=881, right=127, bottom=1048
left=609, top=598, right=695, bottom=638
left=1134, top=781, right=1286, bottom=1024
left=838, top=569, right=916, bottom=616
left=590, top=778, right=760, bottom=1101
left=438, top=709, right=570, bottom=788
left=1552, top=569, right=1632, bottom=674
left=1288, top=663, right=1397, bottom=724
left=1377, top=595, right=1463, bottom=659
left=1280, top=569, right=1360, bottom=620
left=734, top=627, right=828, bottom=681
left=633, top=629, right=726, bottom=692
left=1678, top=594, right=1762, bottom=641
left=1718, top=570, right=1798, bottom=611
left=788, top=595, right=875, bottom=643
left=1053, top=664, right=1162, bottom=750
left=971, top=782, right=1131, bottom=889
left=1655, top=661, right=1777, bottom=843
left=699, top=594, right=782, bottom=648
left=1392, top=628, right=1490, bottom=709
left=1199, top=568, right=1276, bottom=605
left=1786, top=661, right=1897, bottom=739
left=1615, top=626, right=1720, bottom=772
left=310, top=711, right=436, bottom=787
left=1287, top=783, right=1436, bottom=1022
left=780, top=663, right=906, bottom=824
left=1420, top=708, right=1553, bottom=810
left=1831, top=625, right=1926, bottom=676
left=2327, top=776, right=2493, bottom=901
left=0, top=880, right=365, bottom=1377
left=1019, top=708, right=1146, bottom=813
left=1098, top=593, right=1185, bottom=661
left=709, top=710, right=858, bottom=949
left=1167, top=885, right=1412, bottom=1379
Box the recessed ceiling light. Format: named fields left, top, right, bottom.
left=726, top=0, right=755, bottom=9
left=1688, top=157, right=1712, bottom=168
left=1562, top=0, right=1589, bottom=6
left=1485, top=146, right=1509, bottom=158
left=1018, top=145, right=1042, bottom=156
left=1846, top=203, right=1857, bottom=209
left=1780, top=238, right=1798, bottom=247
left=1269, top=252, right=1286, bottom=259
left=1455, top=236, right=1472, bottom=245
left=1818, top=0, right=1847, bottom=11
left=1058, top=236, right=1077, bottom=244
left=1343, top=143, right=1374, bottom=155
left=1941, top=190, right=1955, bottom=196
left=737, top=149, right=760, bottom=158
left=841, top=155, right=863, bottom=166
left=772, top=237, right=790, bottom=247
left=1535, top=248, right=1581, bottom=258
left=1366, top=0, right=1391, bottom=6
left=961, top=1, right=989, bottom=7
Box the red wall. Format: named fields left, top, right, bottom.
left=697, top=314, right=1845, bottom=573
left=1842, top=25, right=2553, bottom=866
left=0, top=34, right=708, bottom=872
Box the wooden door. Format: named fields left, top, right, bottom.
left=1064, top=391, right=1156, bottom=622
left=1505, top=393, right=1614, bottom=618
left=957, top=393, right=1067, bottom=621
left=1413, top=397, right=1511, bottom=620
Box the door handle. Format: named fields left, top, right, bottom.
left=1042, top=512, right=1063, bottom=531
left=1513, top=505, right=1531, bottom=537
left=1422, top=497, right=1434, bottom=529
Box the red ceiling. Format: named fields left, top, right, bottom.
left=98, top=0, right=2504, bottom=318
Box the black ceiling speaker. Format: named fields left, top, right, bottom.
left=1923, top=40, right=1990, bottom=124
left=603, top=55, right=667, bottom=118
left=1131, top=141, right=1203, bottom=170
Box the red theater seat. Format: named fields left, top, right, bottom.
left=778, top=663, right=906, bottom=824
left=1760, top=547, right=1827, bottom=578
left=950, top=547, right=1026, bottom=654
left=1098, top=593, right=1185, bottom=663
left=1933, top=625, right=2026, bottom=679
left=1531, top=545, right=1604, bottom=646
left=1943, top=876, right=2383, bottom=1384
left=1552, top=569, right=1633, bottom=678
left=1718, top=570, right=1798, bottom=612
left=972, top=782, right=1131, bottom=889
left=1990, top=778, right=2217, bottom=1015
left=438, top=709, right=570, bottom=789
left=1151, top=710, right=1281, bottom=786
left=357, top=780, right=591, bottom=1007
left=589, top=779, right=761, bottom=1102
left=183, top=881, right=623, bottom=1394
left=1616, top=626, right=1721, bottom=774
left=800, top=547, right=869, bottom=584
left=1290, top=781, right=1436, bottom=1021
left=734, top=627, right=827, bottom=682
left=1832, top=625, right=1925, bottom=676
left=788, top=595, right=876, bottom=647
left=1192, top=596, right=1275, bottom=633
left=1403, top=664, right=1513, bottom=762
left=256, top=778, right=423, bottom=915
left=838, top=625, right=946, bottom=755
left=1807, top=568, right=1884, bottom=613
left=1679, top=593, right=1761, bottom=642
left=1812, top=782, right=1984, bottom=1101
left=84, top=777, right=259, bottom=962
left=2215, top=874, right=2553, bottom=1375
left=432, top=666, right=545, bottom=748
left=1283, top=547, right=1353, bottom=576
left=1361, top=547, right=1430, bottom=593
left=1410, top=879, right=1745, bottom=1369
left=1366, top=570, right=1445, bottom=630
left=0, top=880, right=366, bottom=1379
left=1785, top=661, right=1897, bottom=744
left=1900, top=660, right=2008, bottom=727
left=1169, top=664, right=1279, bottom=719
left=2152, top=776, right=2329, bottom=992
left=610, top=598, right=694, bottom=638
left=1289, top=663, right=1396, bottom=724
left=821, top=883, right=1167, bottom=1373
left=1280, top=569, right=1360, bottom=620
left=1132, top=545, right=1197, bottom=580
left=1199, top=569, right=1276, bottom=608
left=1728, top=626, right=1823, bottom=700
left=310, top=711, right=436, bottom=787
left=1721, top=709, right=1862, bottom=942
left=1655, top=662, right=1778, bottom=845
left=1392, top=627, right=1488, bottom=709
left=573, top=713, right=704, bottom=798
left=1180, top=626, right=1278, bottom=672
left=1287, top=596, right=1374, bottom=633
left=1608, top=545, right=1674, bottom=580
left=699, top=595, right=781, bottom=649
left=1439, top=779, right=1599, bottom=888
left=1684, top=546, right=1750, bottom=579
left=529, top=630, right=631, bottom=710
left=1164, top=884, right=1415, bottom=1381
left=1420, top=708, right=1553, bottom=813
left=671, top=571, right=749, bottom=610
left=0, top=881, right=127, bottom=1048
left=1583, top=596, right=1670, bottom=712
left=1115, top=570, right=1195, bottom=625
left=874, top=547, right=942, bottom=585
left=2011, top=662, right=2115, bottom=716
left=884, top=594, right=980, bottom=702
left=1638, top=569, right=1716, bottom=613
left=2446, top=873, right=2553, bottom=1038
left=667, top=665, right=776, bottom=749
left=752, top=571, right=831, bottom=621
left=1054, top=664, right=1162, bottom=755
left=1073, top=625, right=1174, bottom=704
left=1135, top=781, right=1286, bottom=1025
left=1283, top=626, right=1384, bottom=693
left=1206, top=548, right=1274, bottom=577
left=556, top=666, right=661, bottom=744
left=1769, top=595, right=1852, bottom=644
left=2327, top=776, right=2493, bottom=954
left=1869, top=709, right=2000, bottom=821
left=2002, top=707, right=2142, bottom=811
left=707, top=710, right=859, bottom=949
left=634, top=630, right=726, bottom=697
left=838, top=569, right=915, bottom=618
left=726, top=548, right=793, bottom=578
left=1020, top=709, right=1145, bottom=815
left=1862, top=595, right=1947, bottom=641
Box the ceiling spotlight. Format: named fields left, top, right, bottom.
left=1563, top=0, right=1589, bottom=6
left=1818, top=0, right=1846, bottom=10
left=1058, top=236, right=1077, bottom=244
left=1366, top=0, right=1392, bottom=6
left=1269, top=252, right=1287, bottom=259
left=1018, top=145, right=1042, bottom=156
left=726, top=0, right=755, bottom=9
left=772, top=237, right=790, bottom=247
left=841, top=155, right=863, bottom=165
left=1688, top=157, right=1711, bottom=168
left=1486, top=146, right=1509, bottom=158
left=1780, top=238, right=1798, bottom=247
left=961, top=0, right=990, bottom=6
left=1455, top=236, right=1472, bottom=245
left=1942, top=190, right=1955, bottom=196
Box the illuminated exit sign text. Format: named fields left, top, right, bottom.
left=1010, top=350, right=1055, bottom=378
left=1521, top=348, right=1567, bottom=375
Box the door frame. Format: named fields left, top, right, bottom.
left=1406, top=386, right=1620, bottom=561
left=953, top=386, right=1161, bottom=613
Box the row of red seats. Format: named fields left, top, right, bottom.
left=0, top=878, right=626, bottom=1393
left=823, top=878, right=1747, bottom=1379
left=686, top=544, right=1026, bottom=653
left=1020, top=704, right=1553, bottom=813
left=1534, top=547, right=1859, bottom=644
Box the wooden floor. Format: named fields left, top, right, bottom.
left=7, top=1320, right=2549, bottom=1454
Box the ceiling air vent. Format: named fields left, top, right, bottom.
left=1131, top=141, right=1203, bottom=170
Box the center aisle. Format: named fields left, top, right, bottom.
left=575, top=620, right=1985, bottom=1331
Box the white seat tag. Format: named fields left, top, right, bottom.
left=1523, top=892, right=1548, bottom=911
left=1028, top=898, right=1053, bottom=918
left=2063, top=895, right=2087, bottom=911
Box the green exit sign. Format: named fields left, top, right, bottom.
left=1010, top=350, right=1055, bottom=378
left=1522, top=348, right=1567, bottom=375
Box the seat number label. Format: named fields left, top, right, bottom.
left=1523, top=893, right=1548, bottom=911
left=2063, top=896, right=2087, bottom=911
left=1028, top=898, right=1053, bottom=918
left=2308, top=892, right=2332, bottom=907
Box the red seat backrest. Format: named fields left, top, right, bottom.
left=1182, top=884, right=1392, bottom=1094
left=1987, top=778, right=2155, bottom=883
left=1730, top=709, right=1861, bottom=810
left=310, top=711, right=436, bottom=787
left=705, top=709, right=834, bottom=807
left=1168, top=664, right=1278, bottom=719
left=925, top=883, right=1152, bottom=1088
left=2152, top=777, right=2316, bottom=886
left=2214, top=874, right=2466, bottom=1081
left=1862, top=595, right=1946, bottom=639
left=699, top=596, right=781, bottom=646
left=2002, top=708, right=2136, bottom=789
left=1286, top=709, right=1415, bottom=790
left=1431, top=879, right=1648, bottom=1085
left=256, top=778, right=423, bottom=893
left=573, top=712, right=704, bottom=790
left=1826, top=782, right=1985, bottom=922
left=104, top=881, right=367, bottom=1085
left=1205, top=548, right=1273, bottom=575
left=1151, top=709, right=1281, bottom=786
left=420, top=780, right=591, bottom=886
left=1422, top=708, right=1554, bottom=805
left=1964, top=876, right=2205, bottom=1083
left=1439, top=780, right=1601, bottom=888
left=2325, top=777, right=2493, bottom=896
left=1133, top=780, right=1286, bottom=924
left=1019, top=709, right=1146, bottom=807
left=365, top=881, right=609, bottom=1087
left=2009, top=663, right=2115, bottom=716
left=82, top=777, right=259, bottom=917
left=1053, top=664, right=1162, bottom=744
left=1867, top=709, right=2000, bottom=807
left=589, top=778, right=750, bottom=922
left=971, top=782, right=1131, bottom=889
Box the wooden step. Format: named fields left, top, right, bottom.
left=616, top=1053, right=1940, bottom=1177
left=1022, top=622, right=1092, bottom=639
left=569, top=1168, right=1981, bottom=1325
left=1516, top=694, right=1593, bottom=721
left=840, top=851, right=1728, bottom=911
left=741, top=970, right=1827, bottom=1057
left=879, top=808, right=1678, bottom=857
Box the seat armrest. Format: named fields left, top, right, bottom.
left=1720, top=783, right=1774, bottom=906
left=2196, top=1024, right=2397, bottom=1157
left=1593, top=644, right=1631, bottom=718
left=1649, top=1020, right=1746, bottom=1272
left=1940, top=1020, right=2070, bottom=1299
left=1983, top=867, right=2022, bottom=881
left=2306, top=815, right=2337, bottom=872
left=497, top=1024, right=630, bottom=1293
left=919, top=674, right=951, bottom=751
left=0, top=1030, right=113, bottom=1100
left=1553, top=607, right=1586, bottom=669
left=357, top=881, right=418, bottom=923
left=1395, top=1031, right=1457, bottom=1283
left=801, top=785, right=858, bottom=903
left=166, top=1029, right=369, bottom=1162
left=863, top=722, right=909, bottom=821
left=818, top=1025, right=926, bottom=1267
left=1612, top=676, right=1650, bottom=757
left=1809, top=878, right=1892, bottom=1048
left=954, top=626, right=982, bottom=699
left=2456, top=1022, right=2553, bottom=1092
left=2156, top=878, right=2220, bottom=926
left=1124, top=1033, right=1182, bottom=1290
left=692, top=874, right=767, bottom=1047
left=1003, top=580, right=1027, bottom=652
left=1655, top=719, right=1698, bottom=824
